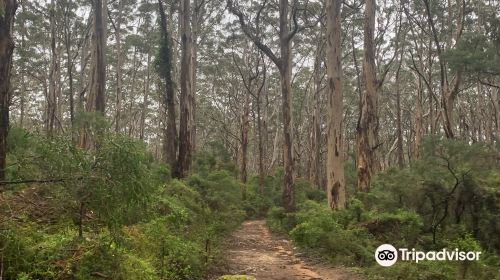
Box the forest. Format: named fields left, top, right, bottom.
left=0, top=0, right=499, bottom=279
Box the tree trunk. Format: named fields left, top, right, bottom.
left=395, top=47, right=404, bottom=168
left=87, top=0, right=107, bottom=114
left=63, top=3, right=75, bottom=141
left=19, top=6, right=25, bottom=129
left=175, top=0, right=194, bottom=178
left=158, top=0, right=178, bottom=168
left=256, top=71, right=266, bottom=194
left=48, top=0, right=58, bottom=136
left=114, top=0, right=123, bottom=133
left=0, top=0, right=17, bottom=181
left=279, top=0, right=295, bottom=212
left=414, top=74, right=423, bottom=159
left=240, top=82, right=250, bottom=183
left=140, top=53, right=151, bottom=140
left=356, top=0, right=378, bottom=192
left=309, top=41, right=322, bottom=189
left=325, top=0, right=346, bottom=210
left=227, top=0, right=296, bottom=211
left=79, top=0, right=107, bottom=149
left=191, top=0, right=200, bottom=151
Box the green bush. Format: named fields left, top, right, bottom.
left=289, top=201, right=375, bottom=266
left=1, top=127, right=247, bottom=279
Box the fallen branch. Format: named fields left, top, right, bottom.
left=0, top=177, right=85, bottom=186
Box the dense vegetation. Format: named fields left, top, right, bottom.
left=0, top=0, right=498, bottom=279
left=1, top=124, right=246, bottom=279
left=267, top=139, right=500, bottom=280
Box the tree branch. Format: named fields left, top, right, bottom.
left=227, top=0, right=282, bottom=68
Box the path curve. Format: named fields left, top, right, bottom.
left=217, top=220, right=362, bottom=280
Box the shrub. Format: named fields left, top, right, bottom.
left=289, top=201, right=375, bottom=266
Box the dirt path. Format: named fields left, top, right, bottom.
left=217, top=220, right=362, bottom=280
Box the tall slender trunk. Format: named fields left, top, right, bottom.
left=191, top=0, right=199, bottom=151
left=414, top=74, right=423, bottom=159
left=140, top=53, right=151, bottom=140
left=325, top=0, right=345, bottom=209
left=175, top=0, right=194, bottom=178
left=356, top=0, right=378, bottom=192
left=0, top=0, right=17, bottom=180
left=48, top=0, right=58, bottom=136
left=309, top=41, right=322, bottom=189
left=158, top=0, right=178, bottom=168
left=19, top=7, right=25, bottom=129
left=240, top=84, right=250, bottom=183
left=279, top=0, right=295, bottom=212
left=427, top=38, right=435, bottom=135
left=114, top=0, right=123, bottom=133
left=395, top=44, right=404, bottom=168
left=256, top=72, right=266, bottom=193
left=63, top=5, right=75, bottom=140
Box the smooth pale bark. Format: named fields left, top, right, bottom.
left=0, top=0, right=17, bottom=180
left=114, top=0, right=123, bottom=133
left=191, top=0, right=200, bottom=151
left=426, top=38, right=436, bottom=135
left=19, top=3, right=25, bottom=129
left=395, top=47, right=404, bottom=168
left=356, top=0, right=378, bottom=192
left=309, top=42, right=322, bottom=189
left=256, top=69, right=266, bottom=193
left=325, top=0, right=345, bottom=210
left=278, top=0, right=295, bottom=212
left=175, top=0, right=194, bottom=178
left=238, top=60, right=251, bottom=184
left=414, top=73, right=423, bottom=159
left=63, top=3, right=75, bottom=139
left=139, top=53, right=151, bottom=140
left=240, top=88, right=249, bottom=183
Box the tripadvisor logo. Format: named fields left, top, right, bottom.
left=375, top=244, right=482, bottom=267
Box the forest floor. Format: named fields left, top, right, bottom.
left=214, top=220, right=363, bottom=280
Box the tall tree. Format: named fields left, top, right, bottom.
left=325, top=0, right=345, bottom=209
left=309, top=38, right=323, bottom=189
left=157, top=0, right=178, bottom=169
left=422, top=0, right=465, bottom=138
left=175, top=0, right=194, bottom=178
left=0, top=0, right=17, bottom=180
left=356, top=0, right=379, bottom=192
left=87, top=0, right=107, bottom=114
left=113, top=0, right=124, bottom=133
left=228, top=0, right=300, bottom=212
left=47, top=0, right=60, bottom=136
left=79, top=0, right=107, bottom=149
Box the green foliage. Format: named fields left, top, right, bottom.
left=266, top=139, right=499, bottom=280
left=2, top=127, right=246, bottom=279
left=75, top=233, right=159, bottom=280
left=289, top=201, right=375, bottom=266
